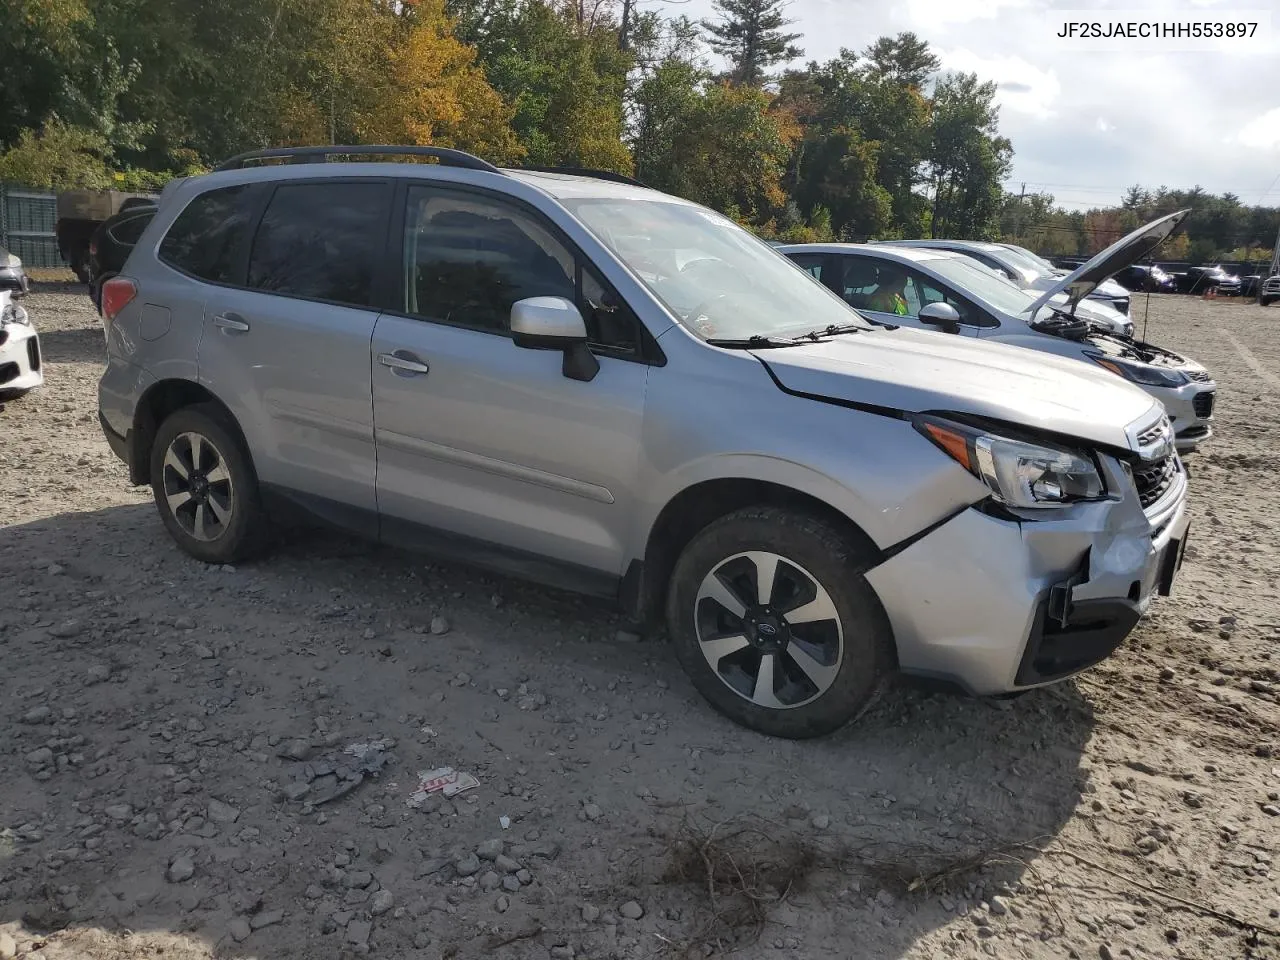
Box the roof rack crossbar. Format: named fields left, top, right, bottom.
left=513, top=165, right=648, bottom=188
left=214, top=145, right=503, bottom=173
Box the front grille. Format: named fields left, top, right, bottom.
left=1192, top=391, right=1215, bottom=419
left=1133, top=455, right=1177, bottom=509
left=27, top=338, right=40, bottom=372
left=1187, top=370, right=1212, bottom=384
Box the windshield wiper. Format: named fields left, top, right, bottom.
left=794, top=323, right=866, bottom=340
left=706, top=334, right=804, bottom=349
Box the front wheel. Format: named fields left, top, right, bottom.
left=665, top=507, right=894, bottom=738
left=149, top=405, right=268, bottom=564
left=1262, top=296, right=1277, bottom=307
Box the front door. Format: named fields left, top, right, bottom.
left=371, top=184, right=651, bottom=589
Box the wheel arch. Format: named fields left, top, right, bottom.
left=129, top=378, right=246, bottom=485
left=628, top=473, right=885, bottom=628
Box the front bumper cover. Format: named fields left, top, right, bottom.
left=865, top=454, right=1190, bottom=695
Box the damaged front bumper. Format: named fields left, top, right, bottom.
left=864, top=453, right=1189, bottom=695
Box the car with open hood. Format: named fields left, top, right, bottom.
left=99, top=145, right=1188, bottom=738
left=876, top=237, right=1134, bottom=323
left=781, top=210, right=1215, bottom=452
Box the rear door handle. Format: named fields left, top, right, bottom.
left=378, top=351, right=430, bottom=376
left=214, top=314, right=250, bottom=333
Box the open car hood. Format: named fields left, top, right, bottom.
left=754, top=328, right=1160, bottom=452
left=1027, top=209, right=1190, bottom=315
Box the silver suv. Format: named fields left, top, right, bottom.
left=98, top=146, right=1190, bottom=738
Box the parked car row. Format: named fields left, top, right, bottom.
left=95, top=146, right=1202, bottom=738
left=781, top=224, right=1216, bottom=453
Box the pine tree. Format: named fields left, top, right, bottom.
left=701, top=0, right=802, bottom=87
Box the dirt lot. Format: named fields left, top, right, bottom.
left=2, top=287, right=1278, bottom=960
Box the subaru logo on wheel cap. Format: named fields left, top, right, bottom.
left=757, top=623, right=778, bottom=637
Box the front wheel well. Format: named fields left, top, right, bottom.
left=632, top=478, right=882, bottom=626
left=130, top=380, right=241, bottom=485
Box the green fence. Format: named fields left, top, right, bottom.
left=0, top=183, right=62, bottom=269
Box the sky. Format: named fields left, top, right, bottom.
left=672, top=0, right=1280, bottom=211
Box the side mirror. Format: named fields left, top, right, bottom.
left=919, top=301, right=961, bottom=334
left=510, top=296, right=599, bottom=382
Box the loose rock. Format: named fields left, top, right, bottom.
left=619, top=900, right=644, bottom=920
left=167, top=855, right=195, bottom=883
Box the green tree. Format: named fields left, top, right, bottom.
left=926, top=72, right=1012, bottom=238
left=701, top=0, right=801, bottom=86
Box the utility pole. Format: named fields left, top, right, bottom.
left=1013, top=182, right=1026, bottom=242
left=1270, top=218, right=1280, bottom=279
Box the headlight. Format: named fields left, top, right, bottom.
left=1, top=303, right=29, bottom=326
left=915, top=415, right=1107, bottom=509
left=1087, top=353, right=1187, bottom=387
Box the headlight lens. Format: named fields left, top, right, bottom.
left=1088, top=353, right=1187, bottom=387
left=1, top=303, right=29, bottom=326
left=915, top=415, right=1107, bottom=509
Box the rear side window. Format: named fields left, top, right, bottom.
left=247, top=182, right=388, bottom=308
left=158, top=185, right=252, bottom=283
left=109, top=212, right=153, bottom=245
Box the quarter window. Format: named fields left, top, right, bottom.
left=246, top=182, right=388, bottom=308
left=158, top=185, right=252, bottom=283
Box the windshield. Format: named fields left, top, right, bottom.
left=999, top=244, right=1057, bottom=276
left=923, top=255, right=1046, bottom=317
left=563, top=198, right=870, bottom=339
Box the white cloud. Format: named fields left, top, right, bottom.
left=905, top=0, right=1031, bottom=26
left=1234, top=107, right=1280, bottom=150
left=936, top=49, right=1062, bottom=119
left=1096, top=117, right=1114, bottom=133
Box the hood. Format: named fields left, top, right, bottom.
left=755, top=327, right=1160, bottom=452
left=1028, top=209, right=1190, bottom=315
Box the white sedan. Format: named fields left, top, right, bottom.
left=0, top=248, right=42, bottom=400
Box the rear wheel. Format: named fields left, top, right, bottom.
left=149, top=405, right=268, bottom=564
left=666, top=507, right=894, bottom=738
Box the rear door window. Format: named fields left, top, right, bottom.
left=158, top=185, right=254, bottom=283
left=246, top=181, right=390, bottom=308
left=110, top=212, right=153, bottom=245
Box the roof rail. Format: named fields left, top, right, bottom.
left=512, top=166, right=648, bottom=188
left=214, top=145, right=502, bottom=173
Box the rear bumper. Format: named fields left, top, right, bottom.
left=99, top=410, right=132, bottom=464
left=865, top=457, right=1190, bottom=695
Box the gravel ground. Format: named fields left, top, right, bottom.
left=1, top=286, right=1278, bottom=960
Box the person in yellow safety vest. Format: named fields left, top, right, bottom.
left=868, top=268, right=910, bottom=315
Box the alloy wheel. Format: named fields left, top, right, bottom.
left=694, top=550, right=844, bottom=709
left=161, top=431, right=234, bottom=542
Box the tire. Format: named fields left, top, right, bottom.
left=149, top=404, right=268, bottom=564
left=665, top=506, right=894, bottom=739
left=1262, top=297, right=1276, bottom=307
left=0, top=388, right=31, bottom=403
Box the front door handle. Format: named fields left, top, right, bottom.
left=378, top=351, right=430, bottom=376
left=214, top=314, right=250, bottom=333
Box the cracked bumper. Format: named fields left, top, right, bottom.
left=865, top=458, right=1190, bottom=695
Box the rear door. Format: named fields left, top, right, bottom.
left=198, top=179, right=392, bottom=531
left=370, top=183, right=651, bottom=588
